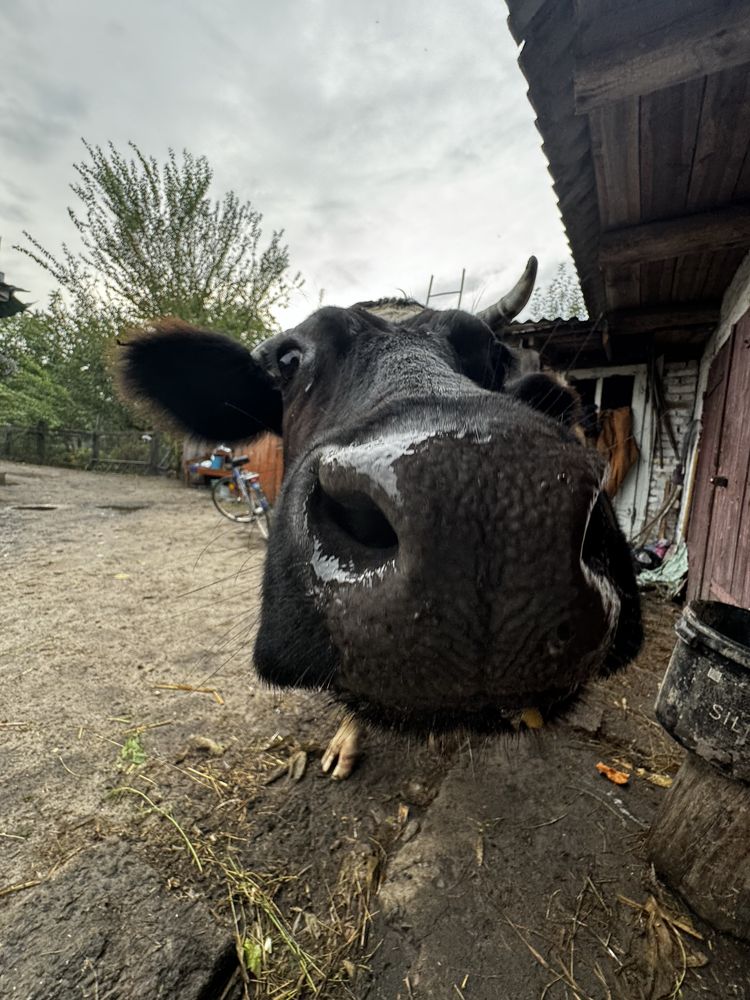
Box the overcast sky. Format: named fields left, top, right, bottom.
left=2, top=0, right=571, bottom=329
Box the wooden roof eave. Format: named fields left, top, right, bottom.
left=506, top=0, right=750, bottom=332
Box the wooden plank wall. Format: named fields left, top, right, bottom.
left=244, top=433, right=284, bottom=504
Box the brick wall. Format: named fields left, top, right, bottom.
left=644, top=360, right=698, bottom=540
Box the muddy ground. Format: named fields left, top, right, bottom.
left=1, top=461, right=748, bottom=999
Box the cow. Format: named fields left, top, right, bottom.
left=118, top=257, right=642, bottom=778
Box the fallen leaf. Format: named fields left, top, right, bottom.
left=288, top=749, right=308, bottom=781
left=635, top=768, right=673, bottom=788
left=113, top=572, right=130, bottom=580
left=618, top=894, right=704, bottom=941
left=596, top=762, right=630, bottom=785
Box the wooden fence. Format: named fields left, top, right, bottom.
left=0, top=423, right=177, bottom=475
left=1, top=424, right=285, bottom=500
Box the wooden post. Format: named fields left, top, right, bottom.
left=36, top=420, right=47, bottom=464
left=648, top=754, right=750, bottom=940
left=90, top=430, right=99, bottom=470
left=148, top=432, right=160, bottom=475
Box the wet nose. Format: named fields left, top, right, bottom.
left=308, top=446, right=401, bottom=578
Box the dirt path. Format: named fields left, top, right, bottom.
left=1, top=462, right=748, bottom=999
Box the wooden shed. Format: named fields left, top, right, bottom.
left=505, top=0, right=750, bottom=607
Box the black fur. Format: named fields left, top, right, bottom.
left=581, top=492, right=643, bottom=675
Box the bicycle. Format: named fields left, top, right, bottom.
left=211, top=456, right=272, bottom=539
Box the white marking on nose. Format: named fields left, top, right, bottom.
left=319, top=428, right=493, bottom=504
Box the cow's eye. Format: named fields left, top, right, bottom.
left=277, top=347, right=303, bottom=384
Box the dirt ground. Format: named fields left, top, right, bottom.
left=1, top=461, right=749, bottom=999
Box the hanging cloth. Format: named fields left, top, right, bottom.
left=596, top=407, right=639, bottom=497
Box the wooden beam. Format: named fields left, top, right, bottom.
left=607, top=303, right=721, bottom=334
left=599, top=206, right=750, bottom=267
left=575, top=2, right=750, bottom=112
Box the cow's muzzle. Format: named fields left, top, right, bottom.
left=300, top=423, right=620, bottom=725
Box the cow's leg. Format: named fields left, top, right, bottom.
left=321, top=714, right=361, bottom=780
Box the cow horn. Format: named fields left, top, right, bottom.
left=476, top=256, right=538, bottom=330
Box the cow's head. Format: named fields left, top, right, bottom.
left=119, top=258, right=641, bottom=733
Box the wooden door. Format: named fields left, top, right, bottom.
left=688, top=334, right=731, bottom=601
left=688, top=313, right=750, bottom=607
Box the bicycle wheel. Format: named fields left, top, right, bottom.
left=211, top=476, right=254, bottom=522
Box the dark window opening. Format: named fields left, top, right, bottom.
left=571, top=378, right=597, bottom=408
left=570, top=378, right=599, bottom=438
left=601, top=375, right=634, bottom=410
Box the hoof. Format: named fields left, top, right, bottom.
left=321, top=716, right=361, bottom=780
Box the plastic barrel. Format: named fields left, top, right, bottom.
left=655, top=600, right=750, bottom=782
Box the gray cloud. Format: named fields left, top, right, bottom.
left=1, top=0, right=572, bottom=325
left=0, top=199, right=31, bottom=226
left=0, top=84, right=86, bottom=162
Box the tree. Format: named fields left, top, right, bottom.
left=2, top=141, right=302, bottom=431
left=16, top=140, right=302, bottom=342
left=0, top=293, right=132, bottom=427
left=527, top=262, right=587, bottom=321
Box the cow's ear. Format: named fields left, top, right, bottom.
left=508, top=373, right=581, bottom=428
left=117, top=322, right=282, bottom=442
left=442, top=312, right=513, bottom=391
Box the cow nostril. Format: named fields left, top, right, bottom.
left=310, top=482, right=398, bottom=557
